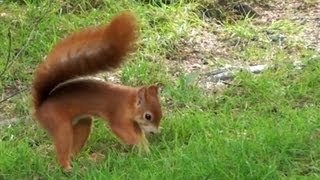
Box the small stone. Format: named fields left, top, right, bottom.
left=191, top=64, right=202, bottom=69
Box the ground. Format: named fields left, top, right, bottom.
left=0, top=0, right=320, bottom=179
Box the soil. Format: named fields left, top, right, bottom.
left=166, top=0, right=320, bottom=89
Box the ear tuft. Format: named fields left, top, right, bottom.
left=148, top=85, right=159, bottom=96
left=137, top=87, right=147, bottom=106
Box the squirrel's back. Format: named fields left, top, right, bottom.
left=32, top=12, right=138, bottom=110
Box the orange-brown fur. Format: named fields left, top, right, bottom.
left=32, top=12, right=163, bottom=171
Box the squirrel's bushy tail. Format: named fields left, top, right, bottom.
left=32, top=12, right=138, bottom=109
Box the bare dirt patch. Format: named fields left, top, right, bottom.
left=255, top=0, right=320, bottom=52
left=166, top=0, right=320, bottom=90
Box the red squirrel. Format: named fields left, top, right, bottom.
left=31, top=12, right=163, bottom=171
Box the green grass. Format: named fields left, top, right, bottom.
left=1, top=0, right=320, bottom=179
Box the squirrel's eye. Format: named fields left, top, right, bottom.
left=144, top=113, right=152, bottom=121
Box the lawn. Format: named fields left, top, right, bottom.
left=0, top=0, right=319, bottom=179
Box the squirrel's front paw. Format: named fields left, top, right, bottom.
left=139, top=133, right=150, bottom=154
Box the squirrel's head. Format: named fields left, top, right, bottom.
left=134, top=85, right=163, bottom=134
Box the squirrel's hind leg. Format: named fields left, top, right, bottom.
left=51, top=121, right=73, bottom=172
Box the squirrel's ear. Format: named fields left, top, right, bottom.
left=147, top=85, right=159, bottom=96
left=148, top=83, right=164, bottom=95
left=137, top=87, right=147, bottom=106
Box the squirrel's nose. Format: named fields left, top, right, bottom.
left=151, top=128, right=160, bottom=134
